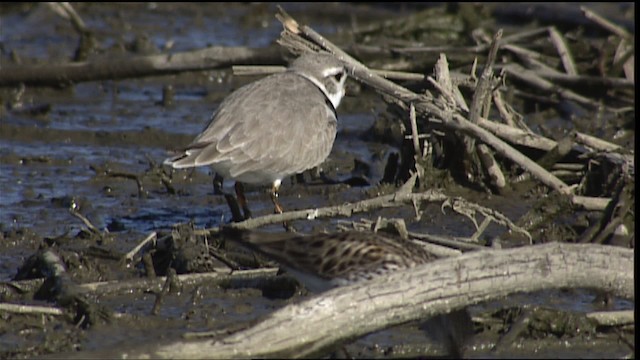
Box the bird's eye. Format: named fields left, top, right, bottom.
left=333, top=72, right=344, bottom=82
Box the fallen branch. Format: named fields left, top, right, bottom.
left=548, top=27, right=578, bottom=76
left=460, top=29, right=506, bottom=190
left=274, top=8, right=574, bottom=196
left=2, top=268, right=279, bottom=297
left=196, top=175, right=529, bottom=241
left=68, top=242, right=632, bottom=359
left=0, top=45, right=284, bottom=86
left=207, top=188, right=448, bottom=232
left=0, top=302, right=64, bottom=316
left=123, top=231, right=158, bottom=262
left=581, top=6, right=632, bottom=39
left=392, top=27, right=550, bottom=55
left=408, top=231, right=486, bottom=252
left=502, top=63, right=604, bottom=110
left=233, top=64, right=426, bottom=82
left=586, top=310, right=635, bottom=327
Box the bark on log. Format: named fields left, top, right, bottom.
left=57, top=242, right=632, bottom=359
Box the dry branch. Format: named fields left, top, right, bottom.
left=195, top=174, right=529, bottom=241
left=502, top=64, right=603, bottom=110
left=3, top=268, right=279, bottom=297
left=474, top=118, right=633, bottom=187
left=408, top=231, right=486, bottom=252
left=65, top=242, right=632, bottom=359
left=276, top=9, right=637, bottom=221
left=233, top=64, right=426, bottom=82
left=208, top=188, right=448, bottom=232
left=0, top=302, right=64, bottom=316
left=586, top=310, right=635, bottom=327
left=0, top=46, right=284, bottom=86
left=581, top=6, right=632, bottom=39
left=465, top=30, right=507, bottom=190
left=123, top=231, right=158, bottom=262
left=274, top=9, right=574, bottom=196
left=536, top=71, right=634, bottom=90
left=548, top=27, right=578, bottom=76
left=392, top=27, right=550, bottom=55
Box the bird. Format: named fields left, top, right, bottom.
left=220, top=227, right=474, bottom=357
left=221, top=227, right=437, bottom=292
left=163, top=52, right=347, bottom=221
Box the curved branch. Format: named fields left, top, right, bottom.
left=68, top=242, right=632, bottom=359
left=275, top=9, right=574, bottom=195
left=214, top=188, right=447, bottom=231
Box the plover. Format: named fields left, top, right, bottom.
left=164, top=52, right=347, bottom=221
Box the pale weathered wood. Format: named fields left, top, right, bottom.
left=64, top=242, right=632, bottom=359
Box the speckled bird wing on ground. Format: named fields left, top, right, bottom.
left=222, top=229, right=437, bottom=283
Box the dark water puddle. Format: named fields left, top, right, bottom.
left=0, top=78, right=384, bottom=235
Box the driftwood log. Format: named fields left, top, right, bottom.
left=52, top=242, right=632, bottom=359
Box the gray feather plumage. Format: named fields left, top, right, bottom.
left=164, top=53, right=344, bottom=186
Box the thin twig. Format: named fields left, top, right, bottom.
left=0, top=302, right=64, bottom=316
left=445, top=197, right=532, bottom=243
left=548, top=27, right=579, bottom=76
left=502, top=64, right=604, bottom=110
left=408, top=231, right=486, bottom=252
left=69, top=207, right=101, bottom=235
left=0, top=46, right=284, bottom=86
left=581, top=6, right=631, bottom=39
left=204, top=187, right=448, bottom=233
left=492, top=88, right=523, bottom=129
left=469, top=217, right=493, bottom=242
left=232, top=65, right=286, bottom=76
left=408, top=103, right=421, bottom=160
left=371, top=69, right=425, bottom=81
left=537, top=70, right=634, bottom=90
left=68, top=268, right=278, bottom=295
left=392, top=27, right=550, bottom=54
left=572, top=131, right=622, bottom=152
left=123, top=232, right=158, bottom=262
left=469, top=29, right=502, bottom=127
left=468, top=30, right=507, bottom=190
left=233, top=65, right=427, bottom=82
left=275, top=9, right=573, bottom=195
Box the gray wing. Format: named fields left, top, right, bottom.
left=164, top=72, right=337, bottom=180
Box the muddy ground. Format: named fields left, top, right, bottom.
left=0, top=3, right=635, bottom=359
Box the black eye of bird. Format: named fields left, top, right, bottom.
left=333, top=72, right=344, bottom=82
